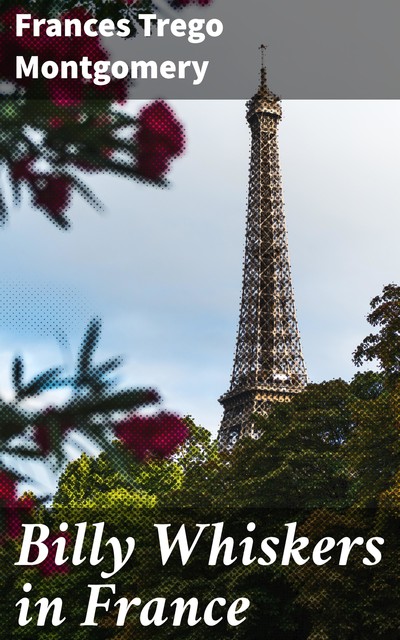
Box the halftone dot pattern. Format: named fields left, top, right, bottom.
left=1, top=371, right=400, bottom=636
left=170, top=0, right=214, bottom=7
left=0, top=96, right=186, bottom=228
left=136, top=100, right=185, bottom=180
left=0, top=281, right=88, bottom=340
left=0, top=6, right=187, bottom=229
left=115, top=412, right=189, bottom=460
left=0, top=5, right=398, bottom=638
left=0, top=6, right=128, bottom=104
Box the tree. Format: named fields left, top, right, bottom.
left=1, top=419, right=193, bottom=639
left=286, top=285, right=400, bottom=638
left=2, top=285, right=400, bottom=638
left=353, top=283, right=400, bottom=379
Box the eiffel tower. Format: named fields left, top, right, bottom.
left=218, top=48, right=307, bottom=447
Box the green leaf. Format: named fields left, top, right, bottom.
left=18, top=366, right=64, bottom=400
left=0, top=400, right=27, bottom=442
left=11, top=356, right=24, bottom=395
left=77, top=318, right=102, bottom=381
left=93, top=356, right=124, bottom=379
left=74, top=388, right=158, bottom=417
left=69, top=174, right=104, bottom=211
left=0, top=186, right=8, bottom=225
left=7, top=164, right=22, bottom=207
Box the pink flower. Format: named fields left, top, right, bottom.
left=28, top=532, right=71, bottom=576
left=0, top=472, right=36, bottom=542
left=18, top=494, right=36, bottom=513
left=11, top=157, right=35, bottom=181
left=11, top=158, right=72, bottom=221
left=0, top=7, right=127, bottom=104
left=115, top=412, right=189, bottom=460
left=1, top=7, right=50, bottom=53
left=0, top=7, right=52, bottom=87
left=136, top=101, right=185, bottom=179
left=0, top=470, right=17, bottom=503
left=0, top=6, right=50, bottom=59
left=47, top=8, right=127, bottom=106
left=33, top=175, right=72, bottom=220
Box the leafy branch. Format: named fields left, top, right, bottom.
left=0, top=318, right=160, bottom=483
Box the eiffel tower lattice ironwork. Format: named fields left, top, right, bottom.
left=218, top=48, right=307, bottom=447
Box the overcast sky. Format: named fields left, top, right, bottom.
left=1, top=100, right=400, bottom=449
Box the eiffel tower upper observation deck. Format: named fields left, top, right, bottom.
left=218, top=48, right=307, bottom=447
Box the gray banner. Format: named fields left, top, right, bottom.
left=10, top=0, right=400, bottom=99
left=103, top=0, right=400, bottom=99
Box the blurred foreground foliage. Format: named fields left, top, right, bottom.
left=1, top=285, right=400, bottom=638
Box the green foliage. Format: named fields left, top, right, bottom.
left=2, top=284, right=400, bottom=638
left=0, top=319, right=159, bottom=487
left=0, top=98, right=164, bottom=228
left=353, top=283, right=400, bottom=378
left=228, top=380, right=353, bottom=511
left=53, top=442, right=185, bottom=511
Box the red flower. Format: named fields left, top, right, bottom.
left=136, top=101, right=185, bottom=179
left=33, top=175, right=72, bottom=219
left=11, top=157, right=72, bottom=221
left=7, top=494, right=37, bottom=540
left=28, top=532, right=70, bottom=576
left=0, top=7, right=52, bottom=87
left=135, top=147, right=171, bottom=180
left=115, top=412, right=189, bottom=460
left=33, top=409, right=72, bottom=456
left=46, top=8, right=126, bottom=106
left=0, top=7, right=127, bottom=104
left=0, top=472, right=19, bottom=540
left=0, top=470, right=17, bottom=503
left=11, top=156, right=35, bottom=181
left=18, top=494, right=36, bottom=512
left=0, top=472, right=35, bottom=542
left=1, top=7, right=50, bottom=53
left=41, top=533, right=71, bottom=576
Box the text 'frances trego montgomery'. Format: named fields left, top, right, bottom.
left=14, top=13, right=224, bottom=86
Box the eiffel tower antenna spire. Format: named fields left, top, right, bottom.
left=259, top=43, right=267, bottom=91
left=218, top=50, right=307, bottom=447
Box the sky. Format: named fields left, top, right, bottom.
left=1, top=99, right=400, bottom=451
